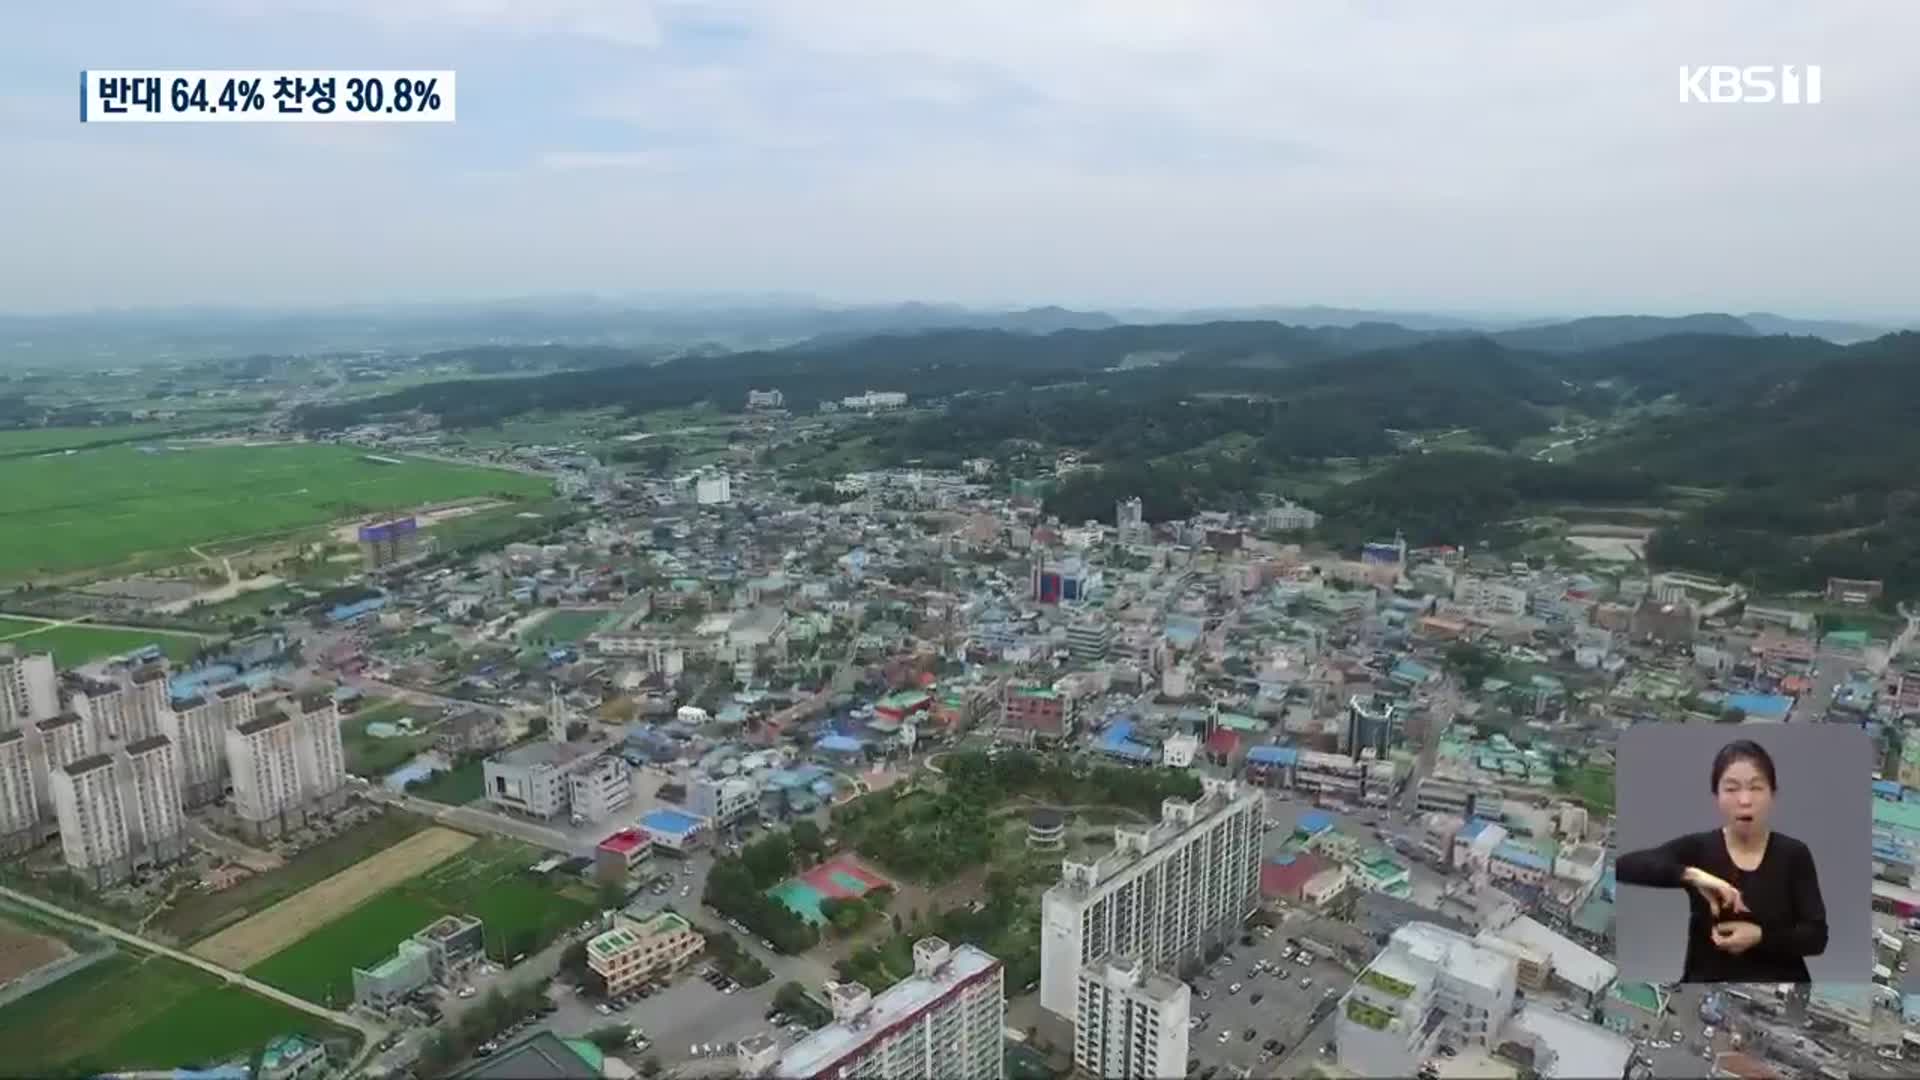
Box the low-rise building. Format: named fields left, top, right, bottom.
left=587, top=910, right=705, bottom=996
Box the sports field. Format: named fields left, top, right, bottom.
left=192, top=826, right=476, bottom=970
left=768, top=854, right=894, bottom=926
left=0, top=950, right=354, bottom=1077
left=521, top=607, right=613, bottom=646
left=0, top=617, right=205, bottom=667
left=0, top=442, right=549, bottom=581
left=248, top=837, right=594, bottom=1006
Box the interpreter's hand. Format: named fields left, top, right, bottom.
left=1682, top=868, right=1748, bottom=918
left=1711, top=920, right=1763, bottom=955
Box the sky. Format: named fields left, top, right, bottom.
left=4, top=1, right=1917, bottom=318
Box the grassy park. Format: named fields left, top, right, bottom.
left=409, top=757, right=487, bottom=806
left=0, top=617, right=205, bottom=667
left=0, top=951, right=355, bottom=1077
left=0, top=441, right=548, bottom=581
left=341, top=700, right=439, bottom=777
left=248, top=838, right=594, bottom=1006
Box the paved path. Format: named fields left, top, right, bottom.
left=0, top=611, right=214, bottom=639
left=359, top=786, right=588, bottom=856
left=0, top=884, right=387, bottom=1075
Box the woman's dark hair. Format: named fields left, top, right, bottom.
left=1710, top=739, right=1778, bottom=791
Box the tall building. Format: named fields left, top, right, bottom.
left=1067, top=619, right=1112, bottom=665
left=1074, top=954, right=1191, bottom=1080
left=1346, top=695, right=1398, bottom=761
left=745, top=388, right=785, bottom=410
left=291, top=691, right=347, bottom=812
left=226, top=711, right=306, bottom=839
left=30, top=712, right=93, bottom=817
left=0, top=729, right=39, bottom=855
left=0, top=646, right=59, bottom=731
left=1039, top=777, right=1264, bottom=1019
left=124, top=734, right=187, bottom=864
left=68, top=677, right=128, bottom=745
left=212, top=683, right=257, bottom=730
left=51, top=753, right=132, bottom=888
left=567, top=756, right=633, bottom=823
left=1116, top=496, right=1145, bottom=536
left=359, top=516, right=423, bottom=570
left=122, top=664, right=170, bottom=743
left=772, top=939, right=1004, bottom=1080
left=159, top=694, right=226, bottom=807
left=1336, top=923, right=1518, bottom=1079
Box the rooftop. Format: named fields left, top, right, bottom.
left=495, top=740, right=596, bottom=769
left=234, top=711, right=293, bottom=737
left=1508, top=1003, right=1633, bottom=1080
left=125, top=734, right=173, bottom=756
left=775, top=944, right=1000, bottom=1079
left=642, top=808, right=702, bottom=834
left=598, top=828, right=650, bottom=855
left=454, top=1031, right=599, bottom=1080
left=1391, top=922, right=1514, bottom=997
left=63, top=752, right=116, bottom=776
left=1482, top=916, right=1616, bottom=995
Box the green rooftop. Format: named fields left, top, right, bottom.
left=1874, top=799, right=1920, bottom=833
left=1611, top=981, right=1662, bottom=1013
left=1012, top=686, right=1059, bottom=699
left=589, top=928, right=638, bottom=957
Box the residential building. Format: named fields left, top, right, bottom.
left=1039, top=777, right=1263, bottom=1019
left=1503, top=1003, right=1634, bottom=1080
left=159, top=694, right=226, bottom=807
left=68, top=677, right=128, bottom=745
left=358, top=517, right=423, bottom=570
left=1476, top=915, right=1617, bottom=1007
left=694, top=470, right=732, bottom=506
left=436, top=709, right=507, bottom=758
left=0, top=646, right=59, bottom=731
left=595, top=827, right=652, bottom=884
left=291, top=691, right=348, bottom=812
left=1336, top=923, right=1518, bottom=1079
left=1346, top=695, right=1397, bottom=761
left=773, top=939, right=1004, bottom=1080
left=353, top=915, right=485, bottom=1009
left=0, top=729, right=38, bottom=855
left=746, top=388, right=785, bottom=409
left=453, top=1032, right=600, bottom=1080
left=212, top=682, right=257, bottom=730
left=839, top=390, right=909, bottom=411
left=567, top=756, right=633, bottom=823
left=688, top=776, right=758, bottom=828
left=1074, top=953, right=1190, bottom=1080
left=1453, top=575, right=1529, bottom=619
left=1000, top=685, right=1073, bottom=745
left=51, top=753, right=132, bottom=888
left=225, top=711, right=307, bottom=839
left=122, top=664, right=170, bottom=744
left=124, top=734, right=187, bottom=864
left=587, top=911, right=705, bottom=996
left=30, top=712, right=92, bottom=817
left=1116, top=497, right=1145, bottom=540
left=258, top=1033, right=329, bottom=1080
left=1067, top=619, right=1112, bottom=665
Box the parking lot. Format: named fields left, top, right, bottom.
left=1187, top=922, right=1353, bottom=1076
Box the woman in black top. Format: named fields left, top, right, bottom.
left=1614, top=739, right=1827, bottom=983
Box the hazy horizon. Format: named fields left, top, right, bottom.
left=6, top=2, right=1918, bottom=317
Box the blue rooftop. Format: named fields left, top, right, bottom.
left=1247, top=745, right=1297, bottom=766
left=1494, top=842, right=1551, bottom=871
left=1459, top=818, right=1494, bottom=840
left=1297, top=811, right=1334, bottom=835
left=814, top=734, right=864, bottom=753
left=642, top=808, right=702, bottom=835
left=1875, top=780, right=1905, bottom=800
left=1726, top=693, right=1793, bottom=719
left=1097, top=721, right=1155, bottom=762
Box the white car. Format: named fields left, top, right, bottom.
left=1229, top=983, right=1242, bottom=994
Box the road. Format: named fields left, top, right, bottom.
left=340, top=673, right=514, bottom=720
left=359, top=785, right=591, bottom=856
left=0, top=611, right=216, bottom=640
left=0, top=883, right=388, bottom=1075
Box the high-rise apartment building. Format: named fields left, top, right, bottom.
left=1039, top=777, right=1263, bottom=1019
left=1074, top=954, right=1191, bottom=1080
left=68, top=677, right=127, bottom=745
left=212, top=682, right=256, bottom=731
left=226, top=711, right=305, bottom=839
left=51, top=753, right=131, bottom=888
left=30, top=712, right=92, bottom=817
left=122, top=664, right=170, bottom=743
left=291, top=691, right=347, bottom=813
left=771, top=939, right=1004, bottom=1080
left=0, top=729, right=39, bottom=855
left=124, top=734, right=187, bottom=864
left=0, top=646, right=59, bottom=732
left=159, top=693, right=226, bottom=807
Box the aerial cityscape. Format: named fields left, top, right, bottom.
left=6, top=4, right=1920, bottom=1080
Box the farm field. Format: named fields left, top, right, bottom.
left=0, top=423, right=203, bottom=457
left=0, top=442, right=549, bottom=581
left=520, top=607, right=611, bottom=646
left=192, top=826, right=477, bottom=970
left=247, top=837, right=594, bottom=1006
left=155, top=810, right=429, bottom=944
left=0, top=950, right=354, bottom=1077
left=0, top=617, right=205, bottom=667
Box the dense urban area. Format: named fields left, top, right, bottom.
left=2, top=308, right=1919, bottom=1080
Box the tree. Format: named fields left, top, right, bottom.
left=639, top=1056, right=663, bottom=1078
left=588, top=1025, right=631, bottom=1051
left=1718, top=706, right=1747, bottom=725
left=1444, top=642, right=1501, bottom=691
left=598, top=881, right=629, bottom=910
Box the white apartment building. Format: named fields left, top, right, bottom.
left=745, top=388, right=785, bottom=409
left=1039, top=777, right=1263, bottom=1019
left=122, top=664, right=170, bottom=743
left=772, top=939, right=1004, bottom=1080
left=839, top=390, right=909, bottom=411
left=567, top=756, right=633, bottom=823
left=1453, top=574, right=1530, bottom=619
left=1337, top=923, right=1518, bottom=1079
left=124, top=734, right=187, bottom=864
left=30, top=713, right=93, bottom=817
left=226, top=712, right=306, bottom=839
left=1074, top=954, right=1191, bottom=1080
left=69, top=678, right=127, bottom=745
left=52, top=753, right=132, bottom=889
left=1264, top=499, right=1321, bottom=532
left=159, top=694, right=226, bottom=807
left=0, top=647, right=59, bottom=731
left=689, top=776, right=759, bottom=828
left=0, top=729, right=38, bottom=855
left=291, top=693, right=348, bottom=812
left=211, top=682, right=256, bottom=731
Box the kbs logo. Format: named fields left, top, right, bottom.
left=1679, top=65, right=1822, bottom=104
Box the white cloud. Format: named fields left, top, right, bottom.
left=199, top=0, right=662, bottom=45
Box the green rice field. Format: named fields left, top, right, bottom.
left=0, top=617, right=205, bottom=667
left=248, top=838, right=593, bottom=1006
left=0, top=442, right=549, bottom=581
left=0, top=950, right=355, bottom=1077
